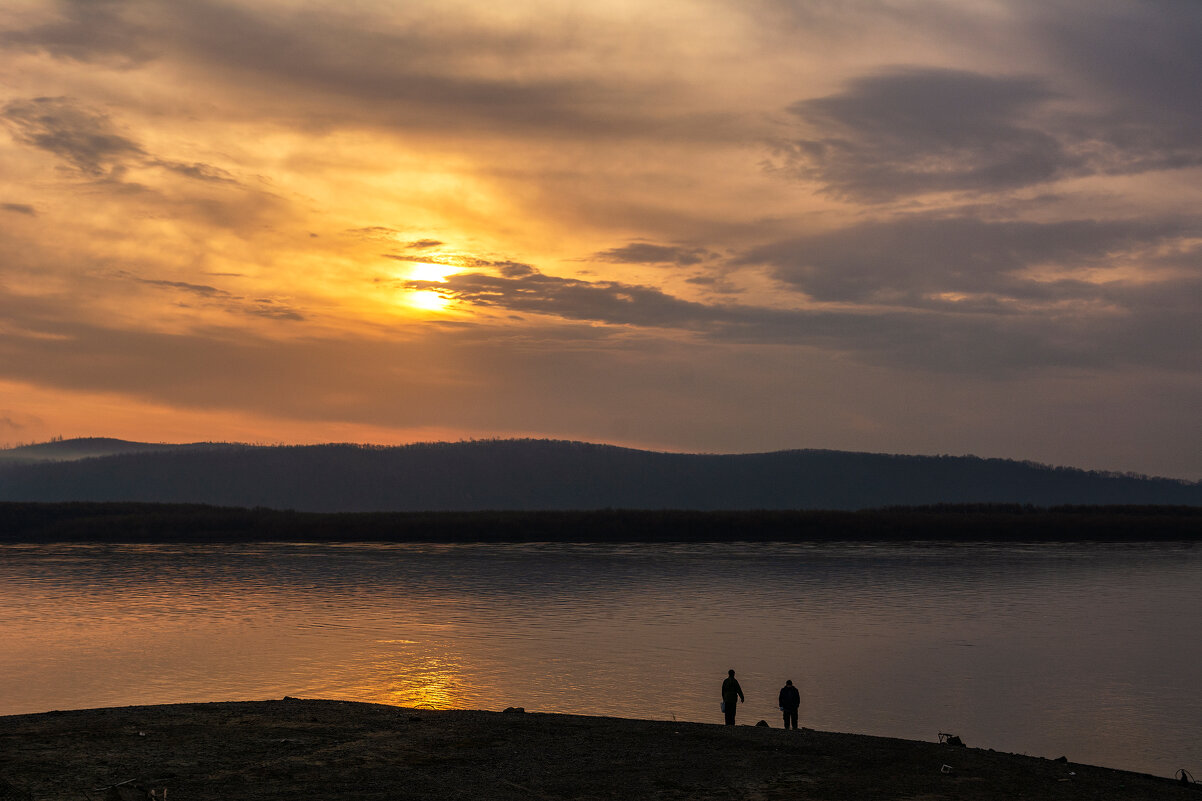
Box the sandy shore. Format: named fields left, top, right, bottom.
left=0, top=699, right=1193, bottom=800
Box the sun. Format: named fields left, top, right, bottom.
left=407, top=261, right=458, bottom=282
left=406, top=288, right=451, bottom=311
left=394, top=259, right=458, bottom=312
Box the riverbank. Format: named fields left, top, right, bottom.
left=0, top=699, right=1192, bottom=800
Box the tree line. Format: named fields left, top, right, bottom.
left=1, top=502, right=1199, bottom=543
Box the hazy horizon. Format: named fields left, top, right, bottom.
left=3, top=2, right=1202, bottom=480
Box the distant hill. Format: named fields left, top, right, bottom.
left=0, top=438, right=1199, bottom=512
left=0, top=437, right=229, bottom=463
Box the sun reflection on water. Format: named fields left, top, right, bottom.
left=363, top=648, right=467, bottom=710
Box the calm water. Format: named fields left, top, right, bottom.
left=0, top=541, right=1199, bottom=778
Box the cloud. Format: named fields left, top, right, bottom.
left=346, top=227, right=401, bottom=240
left=392, top=265, right=808, bottom=337
left=592, top=242, right=711, bottom=266
left=131, top=277, right=231, bottom=298
left=776, top=68, right=1075, bottom=201
left=405, top=239, right=443, bottom=250
left=0, top=412, right=30, bottom=432
left=1, top=96, right=146, bottom=177
left=1, top=203, right=36, bottom=216
left=2, top=96, right=240, bottom=187
left=388, top=252, right=538, bottom=278
left=1, top=0, right=740, bottom=145
left=399, top=229, right=1202, bottom=375
left=125, top=274, right=305, bottom=322
left=246, top=299, right=305, bottom=322
left=684, top=275, right=742, bottom=295
left=1029, top=0, right=1202, bottom=130
left=742, top=215, right=1191, bottom=304
left=1015, top=2, right=1202, bottom=177
left=149, top=159, right=238, bottom=184
left=778, top=61, right=1202, bottom=201
left=0, top=0, right=157, bottom=66
left=406, top=267, right=715, bottom=329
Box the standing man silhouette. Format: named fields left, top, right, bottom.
left=721, top=669, right=744, bottom=726
left=778, top=679, right=801, bottom=730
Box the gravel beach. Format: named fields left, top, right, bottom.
left=0, top=699, right=1193, bottom=800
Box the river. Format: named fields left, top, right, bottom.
left=1, top=541, right=1198, bottom=778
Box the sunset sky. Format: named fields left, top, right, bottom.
left=2, top=0, right=1201, bottom=479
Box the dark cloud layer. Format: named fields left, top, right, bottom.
left=743, top=215, right=1193, bottom=304
left=2, top=96, right=237, bottom=186
left=2, top=96, right=146, bottom=177
left=404, top=245, right=1202, bottom=375
left=3, top=0, right=1202, bottom=477
left=1032, top=0, right=1202, bottom=131
left=406, top=269, right=711, bottom=330
left=2, top=0, right=713, bottom=143
left=0, top=0, right=156, bottom=66
left=780, top=64, right=1202, bottom=201
left=592, top=242, right=711, bottom=266
left=781, top=68, right=1070, bottom=200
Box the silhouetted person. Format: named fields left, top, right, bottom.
left=778, top=679, right=800, bottom=729
left=721, top=669, right=744, bottom=725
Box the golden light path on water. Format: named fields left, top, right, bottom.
left=365, top=651, right=465, bottom=710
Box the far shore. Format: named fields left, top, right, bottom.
left=0, top=699, right=1193, bottom=800
left=3, top=501, right=1202, bottom=543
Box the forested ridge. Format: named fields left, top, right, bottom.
left=0, top=437, right=1199, bottom=512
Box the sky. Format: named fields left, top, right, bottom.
left=1, top=0, right=1201, bottom=480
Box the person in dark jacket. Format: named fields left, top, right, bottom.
left=721, top=669, right=744, bottom=725
left=778, top=679, right=801, bottom=729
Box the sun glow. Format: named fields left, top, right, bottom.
left=406, top=288, right=451, bottom=311
left=406, top=260, right=459, bottom=283
left=395, top=259, right=458, bottom=312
